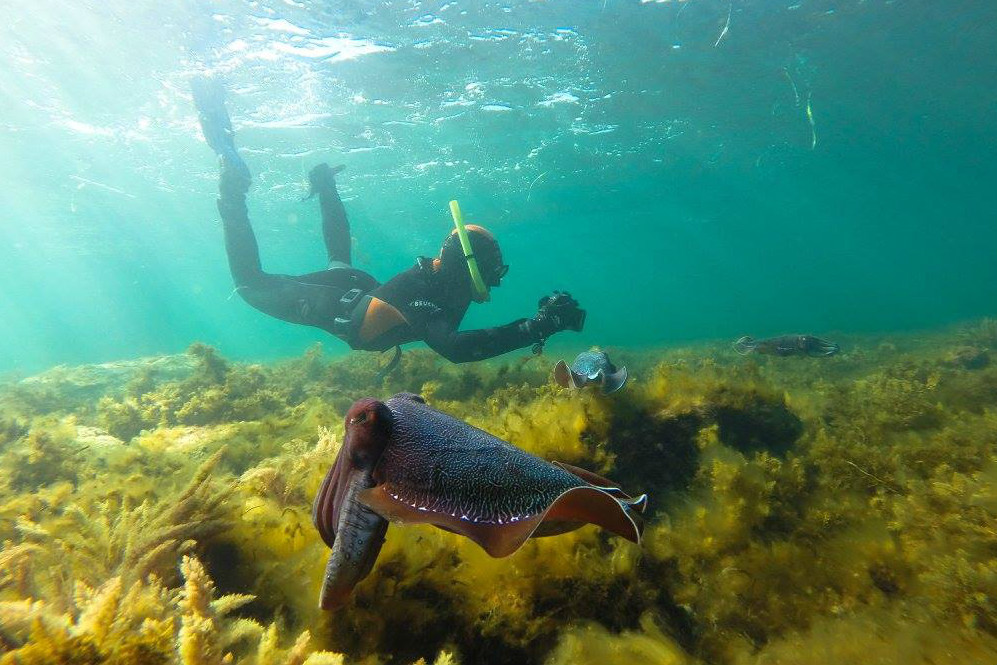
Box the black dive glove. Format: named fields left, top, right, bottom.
left=526, top=291, right=586, bottom=349
left=305, top=163, right=345, bottom=199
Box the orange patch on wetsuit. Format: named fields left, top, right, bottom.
left=359, top=297, right=409, bottom=343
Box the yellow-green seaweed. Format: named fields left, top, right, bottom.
left=1, top=322, right=996, bottom=664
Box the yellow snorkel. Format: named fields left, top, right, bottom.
left=449, top=200, right=490, bottom=302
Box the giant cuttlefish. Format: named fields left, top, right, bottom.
left=733, top=334, right=840, bottom=357
left=554, top=350, right=628, bottom=394
left=312, top=392, right=647, bottom=609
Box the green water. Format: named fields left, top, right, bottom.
left=0, top=0, right=994, bottom=373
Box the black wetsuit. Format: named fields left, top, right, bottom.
left=216, top=162, right=539, bottom=362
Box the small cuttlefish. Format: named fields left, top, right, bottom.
left=554, top=350, right=628, bottom=394
left=733, top=334, right=840, bottom=357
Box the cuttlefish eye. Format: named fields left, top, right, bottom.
left=343, top=399, right=391, bottom=468
left=345, top=398, right=379, bottom=429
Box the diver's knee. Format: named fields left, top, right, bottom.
left=229, top=275, right=270, bottom=304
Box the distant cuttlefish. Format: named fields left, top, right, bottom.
left=734, top=334, right=840, bottom=357
left=554, top=350, right=628, bottom=394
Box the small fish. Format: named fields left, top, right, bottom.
left=734, top=335, right=840, bottom=357
left=554, top=350, right=628, bottom=394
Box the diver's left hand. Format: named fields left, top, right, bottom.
left=539, top=291, right=586, bottom=331
left=527, top=291, right=586, bottom=341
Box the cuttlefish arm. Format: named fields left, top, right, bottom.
left=312, top=398, right=392, bottom=610
left=357, top=393, right=647, bottom=559
left=800, top=335, right=840, bottom=356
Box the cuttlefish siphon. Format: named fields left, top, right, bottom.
left=312, top=392, right=647, bottom=609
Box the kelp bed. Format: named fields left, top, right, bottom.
left=1, top=321, right=997, bottom=665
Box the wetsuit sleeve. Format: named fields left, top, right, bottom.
left=423, top=317, right=538, bottom=363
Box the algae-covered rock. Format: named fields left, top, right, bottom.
left=3, top=354, right=197, bottom=417
left=944, top=345, right=991, bottom=370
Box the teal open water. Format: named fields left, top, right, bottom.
left=4, top=3, right=997, bottom=664
left=1, top=0, right=994, bottom=373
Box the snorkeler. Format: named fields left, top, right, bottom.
left=191, top=78, right=585, bottom=364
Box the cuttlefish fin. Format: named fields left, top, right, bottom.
left=554, top=360, right=572, bottom=388
left=599, top=366, right=628, bottom=394
left=544, top=486, right=645, bottom=545
left=551, top=461, right=647, bottom=520
left=553, top=461, right=627, bottom=499
left=733, top=336, right=756, bottom=355
left=358, top=485, right=545, bottom=558
left=359, top=482, right=644, bottom=557
left=553, top=460, right=648, bottom=520
left=554, top=360, right=590, bottom=389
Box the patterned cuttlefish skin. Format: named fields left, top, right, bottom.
left=312, top=392, right=647, bottom=610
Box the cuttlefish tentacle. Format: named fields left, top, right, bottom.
left=318, top=479, right=387, bottom=610
left=805, top=336, right=840, bottom=356
left=311, top=398, right=392, bottom=610
left=312, top=448, right=347, bottom=549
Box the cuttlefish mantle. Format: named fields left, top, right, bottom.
left=312, top=392, right=647, bottom=609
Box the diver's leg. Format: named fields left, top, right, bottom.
left=308, top=163, right=351, bottom=266
left=193, top=76, right=261, bottom=287
left=210, top=138, right=342, bottom=326
left=216, top=165, right=263, bottom=288
left=217, top=175, right=344, bottom=329
left=193, top=79, right=346, bottom=332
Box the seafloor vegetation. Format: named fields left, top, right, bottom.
left=2, top=321, right=997, bottom=664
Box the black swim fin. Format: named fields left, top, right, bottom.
left=304, top=163, right=346, bottom=200
left=191, top=79, right=252, bottom=179
left=191, top=77, right=237, bottom=156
